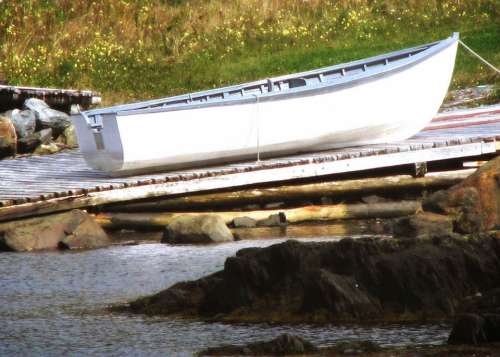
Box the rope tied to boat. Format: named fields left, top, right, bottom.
left=459, top=39, right=500, bottom=75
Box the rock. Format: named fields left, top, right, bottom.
left=36, top=128, right=53, bottom=145
left=34, top=142, right=60, bottom=155
left=198, top=334, right=318, bottom=356
left=0, top=210, right=110, bottom=252
left=62, top=125, right=78, bottom=148
left=5, top=109, right=36, bottom=138
left=24, top=98, right=71, bottom=134
left=124, top=236, right=500, bottom=322
left=58, top=213, right=110, bottom=250
left=162, top=215, right=233, bottom=244
left=232, top=216, right=257, bottom=228
left=423, top=156, right=500, bottom=233
left=256, top=212, right=287, bottom=227
left=449, top=313, right=500, bottom=345
left=392, top=212, right=454, bottom=239
left=0, top=115, right=16, bottom=158
left=17, top=134, right=40, bottom=153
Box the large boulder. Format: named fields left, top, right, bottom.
left=24, top=98, right=71, bottom=134
left=4, top=109, right=36, bottom=138
left=0, top=210, right=110, bottom=252
left=162, top=215, right=233, bottom=244
left=124, top=235, right=500, bottom=323
left=424, top=157, right=500, bottom=233
left=0, top=115, right=16, bottom=158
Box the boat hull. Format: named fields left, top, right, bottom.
left=73, top=37, right=458, bottom=174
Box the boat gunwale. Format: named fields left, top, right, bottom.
left=82, top=34, right=457, bottom=118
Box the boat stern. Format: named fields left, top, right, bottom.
left=71, top=112, right=125, bottom=172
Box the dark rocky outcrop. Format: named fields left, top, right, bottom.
left=424, top=156, right=500, bottom=233
left=198, top=334, right=318, bottom=356
left=124, top=235, right=500, bottom=323
left=0, top=209, right=110, bottom=252
left=448, top=288, right=500, bottom=345
left=162, top=214, right=234, bottom=244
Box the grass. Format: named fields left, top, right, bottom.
left=0, top=0, right=498, bottom=106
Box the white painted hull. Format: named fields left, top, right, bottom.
left=73, top=35, right=458, bottom=174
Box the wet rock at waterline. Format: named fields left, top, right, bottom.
left=0, top=115, right=17, bottom=158
left=448, top=313, right=500, bottom=345
left=162, top=215, right=234, bottom=244
left=198, top=334, right=318, bottom=356
left=392, top=212, right=454, bottom=239
left=24, top=98, right=71, bottom=134
left=0, top=209, right=110, bottom=252
left=424, top=156, right=500, bottom=233
left=448, top=288, right=500, bottom=345
left=123, top=236, right=500, bottom=323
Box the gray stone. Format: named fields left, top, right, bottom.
left=256, top=212, right=287, bottom=227
left=232, top=216, right=257, bottom=228
left=6, top=109, right=36, bottom=138
left=24, top=98, right=71, bottom=133
left=36, top=128, right=53, bottom=145
left=162, top=215, right=233, bottom=244
left=0, top=210, right=110, bottom=252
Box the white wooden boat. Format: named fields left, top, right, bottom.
left=73, top=33, right=459, bottom=175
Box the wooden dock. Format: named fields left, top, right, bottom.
left=0, top=104, right=499, bottom=221
left=0, top=84, right=101, bottom=113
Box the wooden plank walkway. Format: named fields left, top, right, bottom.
left=0, top=104, right=499, bottom=221
left=0, top=84, right=101, bottom=112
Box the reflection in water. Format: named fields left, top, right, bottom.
left=0, top=237, right=449, bottom=356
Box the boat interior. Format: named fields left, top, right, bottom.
left=84, top=39, right=442, bottom=117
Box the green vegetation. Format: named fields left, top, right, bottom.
left=0, top=0, right=498, bottom=105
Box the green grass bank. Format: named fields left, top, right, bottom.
left=0, top=0, right=498, bottom=106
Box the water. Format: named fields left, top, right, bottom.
left=0, top=237, right=450, bottom=356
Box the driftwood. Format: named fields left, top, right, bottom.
left=105, top=169, right=472, bottom=212
left=95, top=201, right=421, bottom=229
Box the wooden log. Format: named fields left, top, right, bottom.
left=95, top=201, right=421, bottom=229
left=0, top=169, right=470, bottom=223
left=104, top=169, right=473, bottom=212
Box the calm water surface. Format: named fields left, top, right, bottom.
left=0, top=237, right=450, bottom=356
